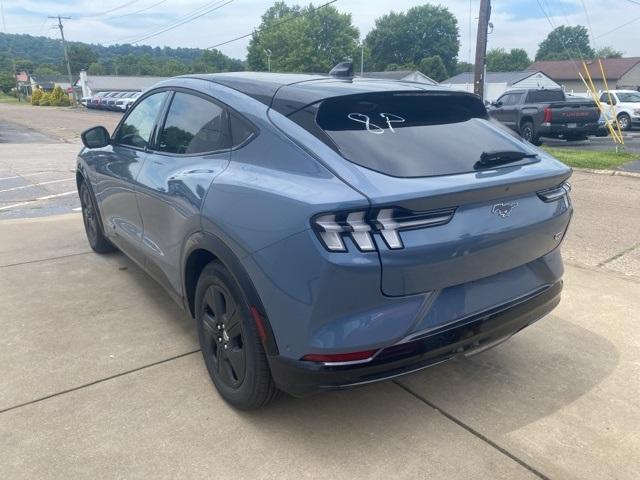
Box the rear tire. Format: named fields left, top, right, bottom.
left=520, top=121, right=541, bottom=146
left=617, top=113, right=631, bottom=131
left=196, top=261, right=278, bottom=410
left=79, top=181, right=116, bottom=254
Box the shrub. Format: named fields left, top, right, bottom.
left=31, top=88, right=43, bottom=105
left=39, top=92, right=51, bottom=106
left=49, top=85, right=66, bottom=106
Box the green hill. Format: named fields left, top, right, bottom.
left=0, top=32, right=244, bottom=77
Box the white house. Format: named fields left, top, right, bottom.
left=76, top=70, right=168, bottom=98
left=442, top=70, right=560, bottom=101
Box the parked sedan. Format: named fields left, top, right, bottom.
left=114, top=91, right=141, bottom=111
left=77, top=73, right=572, bottom=409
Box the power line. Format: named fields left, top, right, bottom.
left=104, top=0, right=169, bottom=20
left=594, top=14, right=640, bottom=39
left=107, top=0, right=231, bottom=45
left=80, top=0, right=144, bottom=19
left=579, top=0, right=596, bottom=50
left=207, top=0, right=337, bottom=50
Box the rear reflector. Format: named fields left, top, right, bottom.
left=301, top=349, right=378, bottom=364
left=250, top=306, right=267, bottom=343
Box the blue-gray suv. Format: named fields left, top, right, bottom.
left=77, top=72, right=573, bottom=409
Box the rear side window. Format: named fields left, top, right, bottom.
left=230, top=113, right=254, bottom=147
left=291, top=92, right=533, bottom=178
left=525, top=90, right=565, bottom=103
left=114, top=91, right=168, bottom=149
left=157, top=92, right=230, bottom=155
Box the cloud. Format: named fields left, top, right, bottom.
left=1, top=0, right=638, bottom=60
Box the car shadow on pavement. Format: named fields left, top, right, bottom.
left=242, top=315, right=618, bottom=436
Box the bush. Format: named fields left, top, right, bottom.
left=58, top=95, right=71, bottom=106
left=31, top=88, right=43, bottom=105
left=39, top=92, right=51, bottom=106
left=49, top=85, right=66, bottom=106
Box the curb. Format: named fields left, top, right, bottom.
left=573, top=167, right=640, bottom=179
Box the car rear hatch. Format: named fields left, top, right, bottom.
left=288, top=90, right=572, bottom=296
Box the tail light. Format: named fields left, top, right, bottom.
left=537, top=181, right=571, bottom=203
left=312, top=207, right=456, bottom=252
left=301, top=349, right=378, bottom=364
left=543, top=107, right=552, bottom=123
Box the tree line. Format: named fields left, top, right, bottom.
left=0, top=2, right=627, bottom=95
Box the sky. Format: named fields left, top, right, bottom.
left=1, top=0, right=638, bottom=62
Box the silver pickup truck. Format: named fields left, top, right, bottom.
left=488, top=89, right=605, bottom=145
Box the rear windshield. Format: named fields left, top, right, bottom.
left=289, top=92, right=535, bottom=178
left=525, top=90, right=565, bottom=103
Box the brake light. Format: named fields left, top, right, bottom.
left=537, top=181, right=571, bottom=202
left=312, top=207, right=456, bottom=252
left=301, top=349, right=378, bottom=364
left=543, top=107, right=552, bottom=123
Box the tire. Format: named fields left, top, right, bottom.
left=196, top=261, right=278, bottom=409
left=520, top=121, right=541, bottom=146
left=617, top=113, right=631, bottom=131
left=79, top=181, right=116, bottom=254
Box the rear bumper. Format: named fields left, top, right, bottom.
left=269, top=281, right=562, bottom=397
left=538, top=122, right=603, bottom=137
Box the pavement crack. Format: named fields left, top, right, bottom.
left=393, top=380, right=551, bottom=480
left=0, top=251, right=92, bottom=268
left=597, top=241, right=640, bottom=267
left=0, top=350, right=201, bottom=415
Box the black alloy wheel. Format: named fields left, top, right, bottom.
left=196, top=261, right=278, bottom=409
left=79, top=182, right=116, bottom=253
left=201, top=282, right=246, bottom=388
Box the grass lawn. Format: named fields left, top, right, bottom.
left=0, top=93, right=26, bottom=104
left=542, top=147, right=638, bottom=170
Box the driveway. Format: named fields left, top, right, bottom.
left=1, top=213, right=638, bottom=479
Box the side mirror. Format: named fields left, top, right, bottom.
left=492, top=101, right=503, bottom=108
left=81, top=126, right=110, bottom=149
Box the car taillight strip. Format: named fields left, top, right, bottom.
left=312, top=207, right=456, bottom=252
left=537, top=181, right=571, bottom=203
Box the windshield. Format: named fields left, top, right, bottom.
left=618, top=92, right=640, bottom=103
left=290, top=92, right=537, bottom=178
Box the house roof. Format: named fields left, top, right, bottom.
left=32, top=75, right=71, bottom=84
left=361, top=70, right=437, bottom=84
left=528, top=57, right=640, bottom=81
left=77, top=75, right=169, bottom=92
left=444, top=70, right=542, bottom=85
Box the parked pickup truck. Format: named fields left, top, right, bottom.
left=488, top=88, right=605, bottom=145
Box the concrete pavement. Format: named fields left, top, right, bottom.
left=1, top=213, right=639, bottom=479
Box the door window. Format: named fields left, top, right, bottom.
left=157, top=92, right=231, bottom=154
left=113, top=91, right=168, bottom=149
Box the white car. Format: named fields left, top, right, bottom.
left=598, top=90, right=640, bottom=131
left=114, top=91, right=141, bottom=112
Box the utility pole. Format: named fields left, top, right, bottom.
left=49, top=15, right=76, bottom=107
left=360, top=43, right=364, bottom=77
left=473, top=0, right=491, bottom=100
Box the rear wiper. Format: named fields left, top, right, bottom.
left=475, top=150, right=538, bottom=169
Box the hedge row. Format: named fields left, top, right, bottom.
left=31, top=86, right=71, bottom=107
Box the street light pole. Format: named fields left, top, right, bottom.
left=263, top=49, right=272, bottom=72
left=49, top=15, right=77, bottom=107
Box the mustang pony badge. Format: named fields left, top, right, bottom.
left=492, top=202, right=518, bottom=218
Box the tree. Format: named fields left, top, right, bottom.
left=0, top=72, right=14, bottom=94
left=192, top=49, right=244, bottom=73
left=453, top=61, right=473, bottom=75
left=535, top=25, right=594, bottom=61
left=87, top=62, right=105, bottom=75
left=365, top=5, right=459, bottom=73
left=67, top=44, right=98, bottom=74
left=246, top=2, right=359, bottom=73
left=595, top=46, right=623, bottom=59
left=419, top=55, right=448, bottom=81
left=486, top=48, right=531, bottom=71
left=33, top=65, right=62, bottom=77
